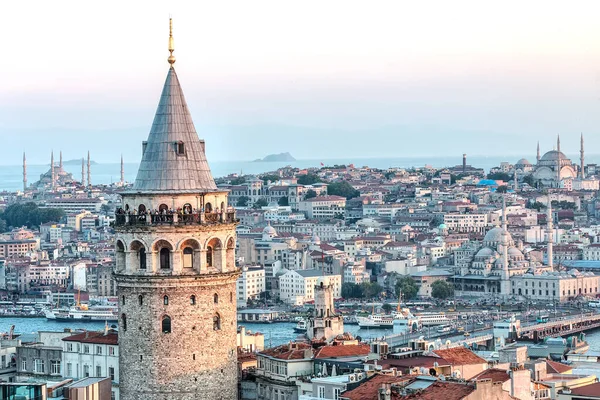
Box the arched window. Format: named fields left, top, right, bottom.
left=190, top=295, right=196, bottom=305
left=138, top=204, right=146, bottom=214
left=183, top=247, right=194, bottom=268
left=206, top=246, right=213, bottom=267
left=139, top=247, right=146, bottom=269
left=160, top=248, right=170, bottom=269
left=138, top=295, right=143, bottom=306
left=163, top=295, right=169, bottom=305
left=159, top=204, right=169, bottom=213
left=122, top=314, right=127, bottom=331
left=205, top=203, right=213, bottom=213
left=122, top=295, right=125, bottom=305
left=125, top=204, right=130, bottom=211
left=213, top=313, right=221, bottom=331
left=214, top=293, right=219, bottom=304
left=183, top=203, right=192, bottom=214
left=162, top=315, right=171, bottom=334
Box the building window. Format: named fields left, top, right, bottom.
left=206, top=246, right=213, bottom=267
left=160, top=248, right=170, bottom=269
left=214, top=293, right=219, bottom=304
left=190, top=295, right=196, bottom=305
left=213, top=313, right=221, bottom=330
left=122, top=295, right=125, bottom=304
left=109, top=367, right=115, bottom=381
left=183, top=247, right=193, bottom=268
left=96, top=346, right=102, bottom=355
left=66, top=363, right=72, bottom=377
left=162, top=315, right=172, bottom=333
left=122, top=314, right=127, bottom=331
left=96, top=365, right=102, bottom=377
left=318, top=386, right=325, bottom=398
left=109, top=347, right=115, bottom=356
left=334, top=388, right=341, bottom=400
left=83, top=364, right=90, bottom=377
left=34, top=359, right=45, bottom=374
left=164, top=295, right=169, bottom=305
left=139, top=295, right=143, bottom=306
left=83, top=345, right=90, bottom=354
left=139, top=247, right=147, bottom=269
left=177, top=141, right=185, bottom=155
left=21, top=358, right=26, bottom=371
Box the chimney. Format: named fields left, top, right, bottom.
left=378, top=384, right=391, bottom=400
left=462, top=154, right=467, bottom=173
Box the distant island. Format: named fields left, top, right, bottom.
left=253, top=152, right=296, bottom=162
left=63, top=159, right=98, bottom=166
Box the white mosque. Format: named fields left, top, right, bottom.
left=531, top=135, right=582, bottom=188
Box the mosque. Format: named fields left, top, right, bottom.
left=29, top=151, right=78, bottom=190
left=530, top=135, right=583, bottom=188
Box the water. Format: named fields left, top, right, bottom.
left=3, top=317, right=600, bottom=350
left=5, top=153, right=600, bottom=192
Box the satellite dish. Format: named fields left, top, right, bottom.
left=429, top=368, right=437, bottom=376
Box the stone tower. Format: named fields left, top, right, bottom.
left=114, top=19, right=240, bottom=400
left=307, top=280, right=344, bottom=342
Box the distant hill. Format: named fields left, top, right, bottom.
left=63, top=159, right=98, bottom=166
left=253, top=152, right=296, bottom=162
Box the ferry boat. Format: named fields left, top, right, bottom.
left=357, top=314, right=394, bottom=328
left=293, top=319, right=307, bottom=333
left=415, top=312, right=451, bottom=326
left=44, top=305, right=118, bottom=322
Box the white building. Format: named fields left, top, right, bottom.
left=443, top=213, right=487, bottom=233
left=44, top=198, right=103, bottom=213
left=583, top=244, right=600, bottom=261
left=298, top=196, right=346, bottom=220
left=510, top=269, right=600, bottom=301
left=343, top=262, right=370, bottom=285
left=237, top=266, right=266, bottom=308
left=278, top=270, right=341, bottom=305
left=62, top=330, right=119, bottom=400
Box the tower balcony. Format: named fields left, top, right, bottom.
left=114, top=211, right=237, bottom=227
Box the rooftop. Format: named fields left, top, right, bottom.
left=432, top=347, right=487, bottom=365
left=62, top=330, right=118, bottom=345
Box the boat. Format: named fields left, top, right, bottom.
left=343, top=315, right=359, bottom=325
left=357, top=314, right=394, bottom=328
left=414, top=312, right=451, bottom=326
left=45, top=305, right=118, bottom=322
left=293, top=319, right=307, bottom=333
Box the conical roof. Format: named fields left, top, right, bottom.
left=132, top=66, right=218, bottom=193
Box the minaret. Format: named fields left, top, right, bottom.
left=556, top=135, right=561, bottom=187
left=546, top=199, right=554, bottom=268
left=22, top=152, right=27, bottom=191
left=120, top=154, right=125, bottom=185
left=500, top=196, right=510, bottom=296
left=81, top=158, right=85, bottom=186
left=580, top=133, right=585, bottom=179
left=114, top=19, right=239, bottom=400
left=50, top=151, right=55, bottom=189
left=513, top=169, right=518, bottom=191
left=87, top=151, right=91, bottom=187
left=537, top=141, right=541, bottom=163
left=557, top=134, right=561, bottom=153
left=59, top=151, right=63, bottom=170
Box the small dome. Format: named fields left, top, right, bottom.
left=438, top=223, right=448, bottom=230
left=262, top=223, right=277, bottom=240
left=541, top=150, right=568, bottom=162
left=516, top=158, right=531, bottom=166
left=476, top=247, right=496, bottom=258
left=311, top=232, right=321, bottom=245
left=508, top=247, right=524, bottom=257
left=484, top=227, right=512, bottom=244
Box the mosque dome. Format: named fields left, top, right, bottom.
left=483, top=227, right=512, bottom=244
left=516, top=158, right=531, bottom=166
left=540, top=150, right=568, bottom=162
left=438, top=223, right=448, bottom=230
left=508, top=247, right=524, bottom=258
left=476, top=247, right=497, bottom=258
left=262, top=223, right=277, bottom=240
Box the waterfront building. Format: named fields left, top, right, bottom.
left=113, top=20, right=240, bottom=400
left=278, top=270, right=341, bottom=305
left=43, top=197, right=104, bottom=213
left=236, top=265, right=266, bottom=307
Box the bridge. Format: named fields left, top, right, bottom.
left=382, top=331, right=494, bottom=351
left=519, top=314, right=600, bottom=342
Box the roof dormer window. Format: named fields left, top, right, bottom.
left=176, top=141, right=185, bottom=155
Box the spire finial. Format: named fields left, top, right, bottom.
left=557, top=134, right=561, bottom=153
left=168, top=17, right=176, bottom=66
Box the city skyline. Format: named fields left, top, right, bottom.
left=2, top=1, right=600, bottom=164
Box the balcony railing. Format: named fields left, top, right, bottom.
left=114, top=212, right=237, bottom=227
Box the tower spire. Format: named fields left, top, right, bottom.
left=168, top=18, right=176, bottom=66
left=120, top=154, right=125, bottom=185
left=502, top=196, right=507, bottom=231
left=547, top=198, right=554, bottom=268
left=87, top=151, right=91, bottom=188
left=557, top=134, right=561, bottom=153
left=23, top=152, right=27, bottom=192
left=81, top=158, right=85, bottom=186
left=580, top=133, right=585, bottom=179
left=537, top=141, right=540, bottom=163
left=59, top=151, right=63, bottom=169
left=514, top=169, right=518, bottom=192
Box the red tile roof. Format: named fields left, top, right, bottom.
left=471, top=368, right=511, bottom=383
left=432, top=347, right=486, bottom=366
left=545, top=359, right=573, bottom=374
left=63, top=330, right=118, bottom=345
left=340, top=374, right=412, bottom=400
left=314, top=344, right=370, bottom=359
left=259, top=343, right=313, bottom=360
left=569, top=382, right=600, bottom=398
left=398, top=381, right=475, bottom=400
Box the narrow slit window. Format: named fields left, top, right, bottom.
left=177, top=141, right=185, bottom=155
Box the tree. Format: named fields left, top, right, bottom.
left=2, top=202, right=64, bottom=229
left=236, top=196, right=250, bottom=207
left=382, top=303, right=393, bottom=314
left=496, top=185, right=508, bottom=193
left=0, top=219, right=6, bottom=233
left=327, top=181, right=360, bottom=199
left=431, top=280, right=454, bottom=299
left=342, top=283, right=363, bottom=299
left=304, top=189, right=317, bottom=199
left=523, top=175, right=535, bottom=187
left=487, top=172, right=511, bottom=181
left=297, top=174, right=322, bottom=185
left=260, top=174, right=280, bottom=184
left=395, top=276, right=418, bottom=300
left=230, top=176, right=246, bottom=185
left=361, top=282, right=383, bottom=299
left=253, top=198, right=269, bottom=209
left=528, top=201, right=546, bottom=211
left=277, top=196, right=289, bottom=206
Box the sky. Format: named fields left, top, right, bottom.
left=1, top=0, right=600, bottom=165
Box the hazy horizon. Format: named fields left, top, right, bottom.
left=2, top=1, right=600, bottom=165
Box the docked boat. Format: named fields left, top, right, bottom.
left=343, top=315, right=359, bottom=325
left=414, top=312, right=451, bottom=326
left=45, top=305, right=118, bottom=322
left=293, top=319, right=307, bottom=333
left=357, top=314, right=394, bottom=328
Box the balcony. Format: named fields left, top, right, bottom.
left=114, top=212, right=237, bottom=227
